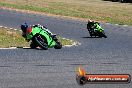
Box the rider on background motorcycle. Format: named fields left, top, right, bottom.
left=87, top=19, right=104, bottom=33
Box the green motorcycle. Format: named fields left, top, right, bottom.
left=87, top=22, right=107, bottom=38
left=25, top=26, right=62, bottom=50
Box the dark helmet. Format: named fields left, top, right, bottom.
left=21, top=22, right=29, bottom=33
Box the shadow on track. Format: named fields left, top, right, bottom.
left=82, top=37, right=101, bottom=38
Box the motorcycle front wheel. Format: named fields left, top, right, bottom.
left=100, top=31, right=107, bottom=38
left=34, top=35, right=48, bottom=50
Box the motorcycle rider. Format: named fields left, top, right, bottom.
left=21, top=23, right=56, bottom=41
left=87, top=19, right=104, bottom=33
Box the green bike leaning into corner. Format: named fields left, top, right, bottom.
left=87, top=19, right=107, bottom=38
left=21, top=23, right=62, bottom=50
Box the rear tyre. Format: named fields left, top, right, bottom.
left=34, top=35, right=48, bottom=50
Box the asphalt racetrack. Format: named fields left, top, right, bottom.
left=0, top=9, right=132, bottom=88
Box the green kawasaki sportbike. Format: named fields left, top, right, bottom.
left=22, top=25, right=62, bottom=50
left=87, top=22, right=107, bottom=38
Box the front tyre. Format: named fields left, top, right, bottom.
left=34, top=35, right=48, bottom=50
left=101, top=32, right=107, bottom=38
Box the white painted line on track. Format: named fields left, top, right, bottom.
left=0, top=47, right=17, bottom=49
left=63, top=41, right=81, bottom=47
left=0, top=42, right=81, bottom=49
left=0, top=41, right=81, bottom=49
left=4, top=27, right=7, bottom=29
left=123, top=25, right=128, bottom=27
left=14, top=29, right=18, bottom=31
left=9, top=28, right=13, bottom=29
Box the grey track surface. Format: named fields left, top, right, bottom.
left=0, top=9, right=132, bottom=88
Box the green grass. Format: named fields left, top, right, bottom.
left=0, top=28, right=29, bottom=48
left=0, top=0, right=132, bottom=25
left=0, top=27, right=75, bottom=48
